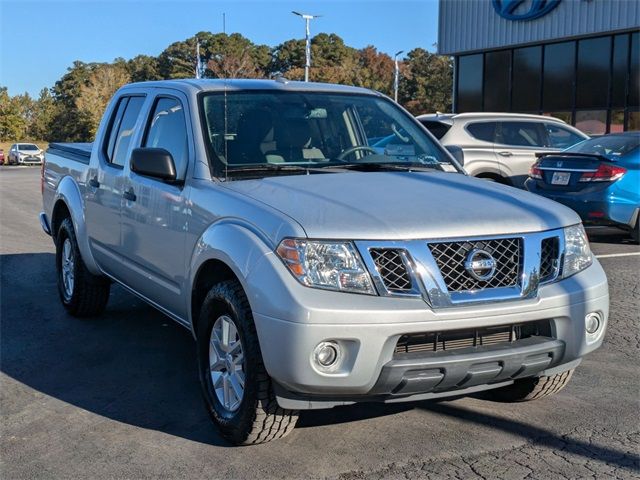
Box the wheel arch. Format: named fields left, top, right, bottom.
left=188, top=221, right=274, bottom=338
left=52, top=176, right=101, bottom=274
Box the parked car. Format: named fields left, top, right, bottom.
left=526, top=132, right=640, bottom=243
left=41, top=79, right=608, bottom=445
left=8, top=143, right=44, bottom=165
left=0, top=149, right=4, bottom=165
left=416, top=113, right=589, bottom=188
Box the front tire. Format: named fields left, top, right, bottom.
left=56, top=218, right=110, bottom=317
left=486, top=369, right=574, bottom=402
left=197, top=280, right=298, bottom=445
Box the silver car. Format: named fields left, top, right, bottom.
left=417, top=113, right=588, bottom=187
left=8, top=143, right=44, bottom=165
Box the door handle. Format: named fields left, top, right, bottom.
left=88, top=177, right=100, bottom=188
left=498, top=151, right=513, bottom=157
left=123, top=188, right=137, bottom=202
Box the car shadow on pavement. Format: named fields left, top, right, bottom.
left=0, top=252, right=232, bottom=447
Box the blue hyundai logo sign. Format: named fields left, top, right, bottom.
left=492, top=0, right=562, bottom=21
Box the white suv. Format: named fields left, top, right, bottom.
left=417, top=113, right=588, bottom=188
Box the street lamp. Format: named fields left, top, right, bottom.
left=292, top=11, right=321, bottom=82
left=394, top=50, right=404, bottom=103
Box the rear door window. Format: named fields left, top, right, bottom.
left=497, top=121, right=547, bottom=147
left=142, top=97, right=189, bottom=179
left=545, top=123, right=585, bottom=149
left=104, top=96, right=146, bottom=167
left=466, top=122, right=497, bottom=142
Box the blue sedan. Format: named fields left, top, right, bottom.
left=525, top=132, right=640, bottom=243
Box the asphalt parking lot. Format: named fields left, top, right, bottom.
left=1, top=167, right=639, bottom=479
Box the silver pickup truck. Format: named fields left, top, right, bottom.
left=41, top=79, right=609, bottom=445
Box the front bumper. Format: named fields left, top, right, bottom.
left=248, top=253, right=609, bottom=409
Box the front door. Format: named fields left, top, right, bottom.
left=120, top=94, right=192, bottom=319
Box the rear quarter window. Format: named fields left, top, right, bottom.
left=465, top=122, right=497, bottom=142
left=418, top=120, right=451, bottom=140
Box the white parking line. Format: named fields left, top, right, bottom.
left=595, top=252, right=640, bottom=259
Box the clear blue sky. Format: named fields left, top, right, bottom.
left=0, top=0, right=440, bottom=97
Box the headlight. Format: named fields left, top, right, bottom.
left=276, top=239, right=375, bottom=294
left=563, top=224, right=592, bottom=278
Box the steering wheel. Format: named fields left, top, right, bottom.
left=337, top=146, right=378, bottom=161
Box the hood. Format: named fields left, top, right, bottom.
left=223, top=171, right=580, bottom=240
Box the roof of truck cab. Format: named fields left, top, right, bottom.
left=120, top=78, right=381, bottom=96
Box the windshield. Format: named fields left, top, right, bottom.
left=19, top=144, right=39, bottom=151
left=200, top=91, right=459, bottom=178
left=566, top=134, right=640, bottom=160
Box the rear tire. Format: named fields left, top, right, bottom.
left=197, top=280, right=298, bottom=445
left=56, top=218, right=110, bottom=317
left=631, top=219, right=639, bottom=245
left=486, top=369, right=574, bottom=402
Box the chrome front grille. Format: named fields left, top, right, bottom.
left=540, top=236, right=560, bottom=282
left=428, top=238, right=522, bottom=292
left=370, top=249, right=412, bottom=293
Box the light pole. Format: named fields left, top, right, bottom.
left=292, top=11, right=320, bottom=82
left=394, top=50, right=404, bottom=103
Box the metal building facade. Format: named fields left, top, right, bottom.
left=438, top=0, right=640, bottom=134
left=438, top=0, right=640, bottom=55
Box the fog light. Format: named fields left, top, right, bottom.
left=585, top=312, right=601, bottom=334
left=313, top=341, right=340, bottom=370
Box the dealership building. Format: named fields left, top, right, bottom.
left=438, top=0, right=640, bottom=134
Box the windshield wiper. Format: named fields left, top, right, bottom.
left=224, top=164, right=334, bottom=176
left=335, top=162, right=439, bottom=172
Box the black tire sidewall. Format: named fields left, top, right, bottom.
left=56, top=219, right=80, bottom=307
left=197, top=282, right=260, bottom=443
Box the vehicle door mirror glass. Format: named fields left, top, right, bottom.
left=130, top=148, right=178, bottom=182
left=445, top=145, right=464, bottom=166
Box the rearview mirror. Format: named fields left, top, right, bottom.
left=130, top=148, right=178, bottom=182
left=445, top=145, right=464, bottom=166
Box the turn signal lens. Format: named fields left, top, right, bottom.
left=579, top=164, right=626, bottom=182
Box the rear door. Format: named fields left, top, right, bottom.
left=495, top=121, right=551, bottom=187
left=85, top=94, right=146, bottom=276
left=120, top=92, right=192, bottom=319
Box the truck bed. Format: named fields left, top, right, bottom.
left=47, top=143, right=93, bottom=164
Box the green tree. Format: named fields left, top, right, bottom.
left=399, top=48, right=453, bottom=115
left=127, top=55, right=162, bottom=82
left=0, top=87, right=27, bottom=141
left=29, top=88, right=56, bottom=140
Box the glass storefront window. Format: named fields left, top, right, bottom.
left=610, top=110, right=625, bottom=133
left=544, top=112, right=573, bottom=124
left=612, top=34, right=630, bottom=108
left=512, top=46, right=542, bottom=112
left=629, top=111, right=640, bottom=131
left=543, top=42, right=576, bottom=111
left=484, top=50, right=511, bottom=112
left=577, top=37, right=611, bottom=109
left=575, top=111, right=607, bottom=135
left=457, top=54, right=483, bottom=112
left=630, top=32, right=639, bottom=108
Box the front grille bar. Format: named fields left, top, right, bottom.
left=355, top=229, right=565, bottom=308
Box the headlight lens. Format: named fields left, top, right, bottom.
left=563, top=224, right=592, bottom=278
left=276, top=239, right=375, bottom=294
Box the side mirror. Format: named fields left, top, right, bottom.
left=130, top=148, right=178, bottom=182
left=445, top=145, right=464, bottom=166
